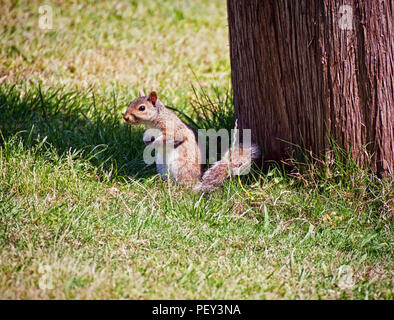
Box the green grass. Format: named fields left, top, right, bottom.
left=1, top=0, right=230, bottom=103
left=0, top=0, right=393, bottom=299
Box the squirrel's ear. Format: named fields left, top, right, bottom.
left=148, top=91, right=158, bottom=106
left=139, top=90, right=146, bottom=97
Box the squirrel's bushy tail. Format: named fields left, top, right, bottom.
left=194, top=144, right=261, bottom=193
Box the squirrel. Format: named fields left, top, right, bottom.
left=123, top=90, right=261, bottom=193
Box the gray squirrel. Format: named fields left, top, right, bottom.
left=123, top=91, right=260, bottom=192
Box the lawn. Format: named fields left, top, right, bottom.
left=0, top=0, right=393, bottom=299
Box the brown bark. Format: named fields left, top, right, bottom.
left=227, top=0, right=393, bottom=175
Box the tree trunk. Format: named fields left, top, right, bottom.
left=227, top=0, right=393, bottom=176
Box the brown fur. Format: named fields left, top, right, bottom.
left=124, top=91, right=202, bottom=184
left=124, top=91, right=260, bottom=192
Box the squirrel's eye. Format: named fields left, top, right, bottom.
left=138, top=105, right=145, bottom=111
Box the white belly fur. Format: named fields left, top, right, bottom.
left=143, top=128, right=179, bottom=179
left=155, top=145, right=178, bottom=179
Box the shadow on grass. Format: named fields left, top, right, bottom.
left=0, top=83, right=237, bottom=183
left=0, top=84, right=154, bottom=181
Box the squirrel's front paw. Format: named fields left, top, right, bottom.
left=143, top=136, right=155, bottom=146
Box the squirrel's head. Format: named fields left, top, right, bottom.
left=123, top=90, right=162, bottom=125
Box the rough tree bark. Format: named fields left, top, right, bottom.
left=227, top=0, right=393, bottom=176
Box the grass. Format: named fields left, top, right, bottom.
left=0, top=0, right=393, bottom=299
left=1, top=0, right=230, bottom=103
